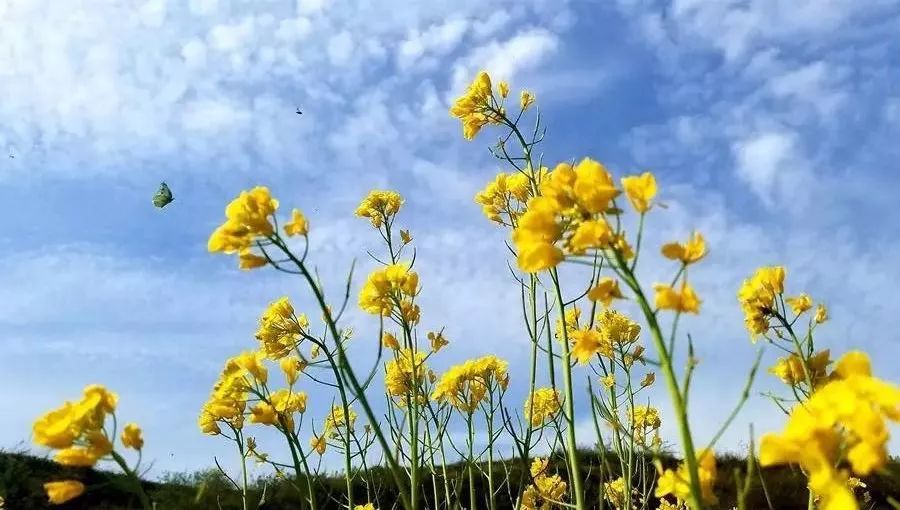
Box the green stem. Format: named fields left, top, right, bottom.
left=110, top=450, right=153, bottom=510
left=619, top=262, right=705, bottom=510
left=550, top=269, right=586, bottom=510
left=468, top=413, right=478, bottom=510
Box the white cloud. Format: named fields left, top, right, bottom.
left=732, top=130, right=810, bottom=208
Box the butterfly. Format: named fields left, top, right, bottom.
left=152, top=182, right=174, bottom=208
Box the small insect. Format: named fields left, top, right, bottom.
left=295, top=107, right=303, bottom=115
left=152, top=182, right=174, bottom=208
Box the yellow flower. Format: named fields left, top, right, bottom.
left=588, top=276, right=625, bottom=307
left=323, top=405, right=358, bottom=438
left=603, top=476, right=627, bottom=509
left=620, top=172, right=657, bottom=213
left=427, top=331, right=449, bottom=353
left=601, top=375, right=616, bottom=389
left=512, top=196, right=564, bottom=272
left=655, top=448, right=718, bottom=505
left=235, top=351, right=268, bottom=384
left=571, top=158, right=620, bottom=214
left=44, top=480, right=85, bottom=505
left=521, top=458, right=567, bottom=509
left=399, top=229, right=412, bottom=244
left=568, top=219, right=614, bottom=254
left=661, top=232, right=706, bottom=265
left=358, top=264, right=419, bottom=316
left=498, top=81, right=510, bottom=98
left=769, top=350, right=831, bottom=388
left=737, top=266, right=785, bottom=339
left=760, top=351, right=900, bottom=509
left=520, top=90, right=535, bottom=111
left=450, top=71, right=500, bottom=140
left=475, top=171, right=531, bottom=224
left=280, top=356, right=304, bottom=386
left=381, top=332, right=400, bottom=350
left=570, top=328, right=607, bottom=364
left=255, top=297, right=305, bottom=360
left=355, top=190, right=404, bottom=228
left=384, top=349, right=429, bottom=406
left=238, top=249, right=268, bottom=270
left=785, top=293, right=813, bottom=315
left=310, top=435, right=327, bottom=455
left=654, top=282, right=701, bottom=314
left=284, top=208, right=309, bottom=236
left=815, top=304, right=828, bottom=324
left=431, top=355, right=509, bottom=413
left=33, top=385, right=119, bottom=455
left=270, top=389, right=308, bottom=414
left=208, top=187, right=279, bottom=261
left=121, top=423, right=143, bottom=450
left=525, top=388, right=562, bottom=427
left=250, top=402, right=278, bottom=426
left=354, top=504, right=376, bottom=510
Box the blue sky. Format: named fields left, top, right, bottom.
left=3, top=0, right=900, bottom=480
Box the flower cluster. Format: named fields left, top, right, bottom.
left=358, top=264, right=420, bottom=323
left=33, top=385, right=144, bottom=505
left=760, top=351, right=900, bottom=509
left=384, top=348, right=431, bottom=407
left=737, top=266, right=786, bottom=337
left=250, top=388, right=308, bottom=430
left=432, top=355, right=510, bottom=413
left=521, top=458, right=568, bottom=510
left=511, top=159, right=630, bottom=272
left=322, top=404, right=358, bottom=439
left=255, top=297, right=308, bottom=360
left=524, top=387, right=562, bottom=427
left=198, top=352, right=270, bottom=435
left=449, top=71, right=505, bottom=140
left=630, top=405, right=662, bottom=445
left=355, top=190, right=404, bottom=228
left=570, top=310, right=641, bottom=365
left=655, top=448, right=718, bottom=506
left=769, top=349, right=832, bottom=388
left=474, top=170, right=533, bottom=225
left=33, top=385, right=119, bottom=466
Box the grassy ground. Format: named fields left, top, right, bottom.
left=3, top=448, right=898, bottom=509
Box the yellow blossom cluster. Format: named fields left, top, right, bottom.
left=358, top=264, right=420, bottom=323
left=255, top=297, right=308, bottom=360
left=760, top=351, right=900, bottom=509
left=355, top=190, right=404, bottom=228
left=32, top=385, right=144, bottom=506
left=322, top=404, right=358, bottom=439
left=602, top=476, right=628, bottom=509
left=449, top=71, right=505, bottom=140
left=521, top=458, right=568, bottom=510
left=384, top=348, right=430, bottom=406
left=432, top=355, right=509, bottom=413
left=474, top=170, right=533, bottom=225
left=587, top=277, right=624, bottom=307
left=737, top=266, right=786, bottom=337
left=570, top=310, right=641, bottom=365
left=33, top=385, right=120, bottom=467
left=655, top=448, right=718, bottom=506
left=524, top=387, right=562, bottom=427
left=250, top=388, right=308, bottom=430
left=43, top=481, right=85, bottom=505
left=630, top=405, right=662, bottom=445
left=769, top=349, right=832, bottom=388
left=207, top=187, right=280, bottom=269
left=511, top=159, right=629, bottom=273
left=198, top=352, right=269, bottom=435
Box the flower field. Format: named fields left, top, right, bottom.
left=22, top=71, right=900, bottom=510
